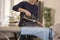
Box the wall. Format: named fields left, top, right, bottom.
left=14, top=0, right=23, bottom=5
left=0, top=0, right=5, bottom=25
left=39, top=0, right=60, bottom=24
left=0, top=0, right=10, bottom=26
left=0, top=0, right=2, bottom=22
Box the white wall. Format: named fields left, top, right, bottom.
left=39, top=0, right=60, bottom=24
left=0, top=0, right=5, bottom=26
left=0, top=0, right=2, bottom=23
left=1, top=0, right=11, bottom=26
left=14, top=0, right=23, bottom=5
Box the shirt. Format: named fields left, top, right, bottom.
left=13, top=1, right=38, bottom=26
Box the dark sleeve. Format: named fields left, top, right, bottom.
left=35, top=7, right=39, bottom=20
left=12, top=2, right=26, bottom=11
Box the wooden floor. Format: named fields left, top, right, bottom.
left=0, top=37, right=60, bottom=40
left=0, top=37, right=41, bottom=40
left=0, top=37, right=16, bottom=40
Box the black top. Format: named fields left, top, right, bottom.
left=13, top=1, right=38, bottom=26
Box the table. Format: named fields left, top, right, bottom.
left=0, top=27, right=21, bottom=40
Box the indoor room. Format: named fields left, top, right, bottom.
left=0, top=0, right=60, bottom=40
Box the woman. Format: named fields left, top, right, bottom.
left=13, top=0, right=43, bottom=40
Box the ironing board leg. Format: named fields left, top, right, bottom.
left=4, top=33, right=10, bottom=40
left=18, top=32, right=21, bottom=40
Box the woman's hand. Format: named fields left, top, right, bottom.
left=25, top=11, right=31, bottom=17
left=36, top=21, right=43, bottom=27
left=18, top=8, right=31, bottom=17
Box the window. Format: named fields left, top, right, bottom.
left=0, top=0, right=23, bottom=26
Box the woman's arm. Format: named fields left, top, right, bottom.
left=12, top=2, right=31, bottom=17
left=18, top=8, right=31, bottom=16
left=36, top=21, right=43, bottom=27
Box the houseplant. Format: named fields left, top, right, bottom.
left=43, top=7, right=52, bottom=27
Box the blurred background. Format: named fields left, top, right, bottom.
left=0, top=0, right=60, bottom=40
